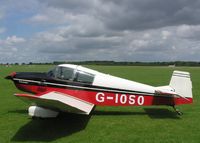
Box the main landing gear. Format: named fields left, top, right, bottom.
left=172, top=105, right=183, bottom=116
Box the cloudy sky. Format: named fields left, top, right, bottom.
left=1, top=0, right=200, bottom=63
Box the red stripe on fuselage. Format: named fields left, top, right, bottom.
left=15, top=83, right=193, bottom=106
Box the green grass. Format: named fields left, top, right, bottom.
left=1, top=65, right=200, bottom=143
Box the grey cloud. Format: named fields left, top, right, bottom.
left=37, top=36, right=122, bottom=54
left=38, top=0, right=94, bottom=13
left=1, top=0, right=200, bottom=63
left=98, top=0, right=200, bottom=31
left=38, top=0, right=200, bottom=31
left=28, top=24, right=200, bottom=62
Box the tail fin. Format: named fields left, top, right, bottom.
left=169, top=71, right=192, bottom=99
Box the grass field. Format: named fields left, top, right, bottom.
left=0, top=65, right=200, bottom=143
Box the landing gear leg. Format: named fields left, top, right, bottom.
left=172, top=105, right=183, bottom=116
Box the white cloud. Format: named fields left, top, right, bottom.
left=143, top=33, right=151, bottom=39
left=36, top=32, right=66, bottom=42
left=176, top=24, right=200, bottom=40
left=29, top=14, right=49, bottom=23
left=5, top=36, right=26, bottom=44
left=0, top=35, right=29, bottom=63
left=161, top=30, right=171, bottom=40
left=176, top=25, right=191, bottom=37
left=130, top=39, right=149, bottom=49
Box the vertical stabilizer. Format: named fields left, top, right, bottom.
left=169, top=71, right=192, bottom=98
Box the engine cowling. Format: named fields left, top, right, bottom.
left=28, top=106, right=59, bottom=118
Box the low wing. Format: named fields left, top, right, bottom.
left=15, top=92, right=95, bottom=115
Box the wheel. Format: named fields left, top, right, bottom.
left=177, top=111, right=183, bottom=116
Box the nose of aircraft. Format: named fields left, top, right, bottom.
left=5, top=72, right=16, bottom=80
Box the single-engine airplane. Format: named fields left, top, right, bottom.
left=6, top=64, right=192, bottom=118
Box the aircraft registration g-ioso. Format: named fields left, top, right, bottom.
left=6, top=64, right=193, bottom=118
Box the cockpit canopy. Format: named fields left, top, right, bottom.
left=47, top=65, right=95, bottom=84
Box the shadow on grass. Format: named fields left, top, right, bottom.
left=11, top=113, right=91, bottom=142
left=11, top=108, right=179, bottom=142
left=93, top=108, right=180, bottom=119
left=93, top=110, right=146, bottom=116
left=8, top=109, right=27, bottom=114
left=144, top=108, right=181, bottom=119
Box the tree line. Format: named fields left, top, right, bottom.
left=2, top=61, right=200, bottom=66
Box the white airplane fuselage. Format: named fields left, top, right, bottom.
left=6, top=64, right=193, bottom=117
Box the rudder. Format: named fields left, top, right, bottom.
left=169, top=70, right=192, bottom=99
